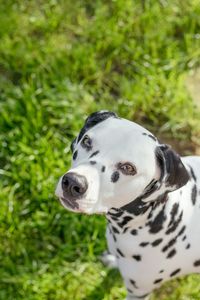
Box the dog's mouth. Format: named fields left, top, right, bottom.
left=59, top=196, right=99, bottom=214
left=60, top=197, right=79, bottom=210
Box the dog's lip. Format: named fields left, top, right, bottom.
left=60, top=197, right=79, bottom=209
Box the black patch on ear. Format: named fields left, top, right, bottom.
left=77, top=110, right=118, bottom=142
left=156, top=144, right=190, bottom=189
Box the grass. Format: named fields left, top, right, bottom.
left=0, top=0, right=200, bottom=299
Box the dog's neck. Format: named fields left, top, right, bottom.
left=106, top=193, right=168, bottom=232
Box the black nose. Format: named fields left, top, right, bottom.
left=62, top=172, right=88, bottom=199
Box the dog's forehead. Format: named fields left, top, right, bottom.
left=87, top=117, right=155, bottom=145
left=82, top=117, right=157, bottom=160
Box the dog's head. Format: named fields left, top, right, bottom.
left=55, top=111, right=190, bottom=214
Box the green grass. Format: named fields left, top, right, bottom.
left=0, top=0, right=200, bottom=299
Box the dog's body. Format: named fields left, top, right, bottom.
left=106, top=155, right=200, bottom=299
left=55, top=111, right=200, bottom=300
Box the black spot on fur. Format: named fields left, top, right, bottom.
left=130, top=279, right=138, bottom=289
left=142, top=132, right=157, bottom=141
left=111, top=171, right=120, bottom=183
left=132, top=255, right=141, bottom=261
left=101, top=166, right=106, bottom=172
left=73, top=150, right=78, bottom=160
left=167, top=248, right=176, bottom=258
left=186, top=243, right=190, bottom=249
left=166, top=211, right=183, bottom=235
left=131, top=229, right=138, bottom=235
left=194, top=260, right=200, bottom=267
left=159, top=270, right=164, bottom=273
left=118, top=216, right=133, bottom=228
left=162, top=237, right=177, bottom=252
left=111, top=216, right=118, bottom=221
left=112, top=226, right=120, bottom=234
left=140, top=242, right=149, bottom=247
left=152, top=238, right=163, bottom=247
left=170, top=268, right=181, bottom=277
left=127, top=288, right=133, bottom=294
left=162, top=225, right=185, bottom=253
left=142, top=179, right=159, bottom=199
left=90, top=160, right=96, bottom=165
left=168, top=203, right=179, bottom=228
left=148, top=134, right=157, bottom=141
left=121, top=196, right=151, bottom=216
left=182, top=235, right=186, bottom=241
left=123, top=227, right=128, bottom=233
left=89, top=150, right=100, bottom=158
left=148, top=207, right=166, bottom=234
left=191, top=184, right=197, bottom=205
left=154, top=278, right=163, bottom=284
left=107, top=209, right=123, bottom=218
left=189, top=165, right=197, bottom=182
left=113, top=234, right=117, bottom=242
left=116, top=248, right=124, bottom=257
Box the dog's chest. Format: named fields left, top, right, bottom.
left=106, top=187, right=200, bottom=284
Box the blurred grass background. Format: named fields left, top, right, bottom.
left=0, top=0, right=200, bottom=299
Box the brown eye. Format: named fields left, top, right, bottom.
left=117, top=162, right=137, bottom=176
left=81, top=135, right=92, bottom=149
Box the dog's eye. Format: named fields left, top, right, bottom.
left=81, top=135, right=92, bottom=149
left=117, top=162, right=137, bottom=176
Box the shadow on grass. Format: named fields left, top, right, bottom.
left=82, top=268, right=123, bottom=300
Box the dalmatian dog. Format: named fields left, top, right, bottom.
left=55, top=111, right=200, bottom=300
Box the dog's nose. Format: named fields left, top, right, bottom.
left=62, top=172, right=88, bottom=198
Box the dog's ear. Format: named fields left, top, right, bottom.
left=156, top=144, right=190, bottom=191
left=77, top=110, right=118, bottom=143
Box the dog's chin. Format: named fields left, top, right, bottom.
left=59, top=197, right=107, bottom=215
